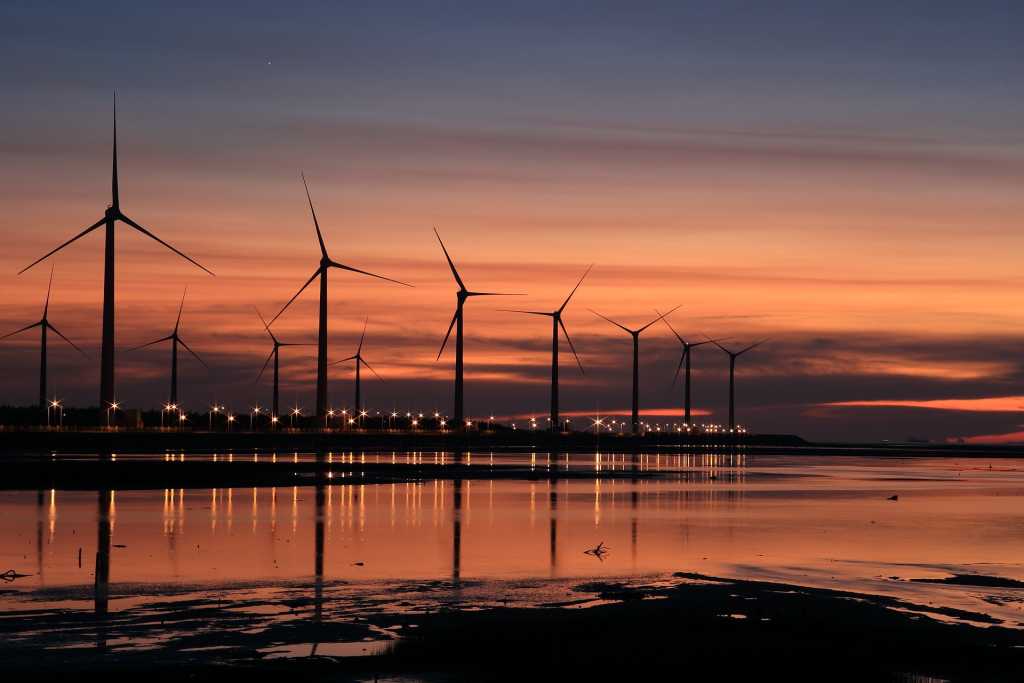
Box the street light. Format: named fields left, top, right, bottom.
left=290, top=406, right=302, bottom=428
left=106, top=400, right=120, bottom=428
left=226, top=414, right=235, bottom=431
left=208, top=404, right=221, bottom=431
left=250, top=406, right=262, bottom=431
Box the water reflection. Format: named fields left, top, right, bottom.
left=4, top=453, right=1024, bottom=628
left=95, top=487, right=112, bottom=649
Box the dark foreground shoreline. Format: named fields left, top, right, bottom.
left=3, top=572, right=1021, bottom=682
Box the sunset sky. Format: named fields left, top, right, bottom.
left=1, top=1, right=1022, bottom=442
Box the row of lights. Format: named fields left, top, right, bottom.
left=61, top=398, right=751, bottom=434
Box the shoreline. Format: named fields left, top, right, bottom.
left=1, top=427, right=1020, bottom=457
left=2, top=571, right=1021, bottom=681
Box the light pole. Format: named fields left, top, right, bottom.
left=106, top=401, right=119, bottom=429
left=326, top=409, right=336, bottom=430
left=290, top=406, right=301, bottom=428
left=48, top=398, right=63, bottom=429
left=226, top=414, right=235, bottom=431
left=250, top=406, right=261, bottom=431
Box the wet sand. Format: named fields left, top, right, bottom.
left=2, top=572, right=1022, bottom=681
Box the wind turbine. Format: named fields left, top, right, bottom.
left=501, top=264, right=592, bottom=432
left=1, top=266, right=86, bottom=408
left=255, top=307, right=311, bottom=419
left=658, top=312, right=718, bottom=427
left=590, top=305, right=680, bottom=435
left=271, top=174, right=410, bottom=418
left=18, top=94, right=214, bottom=415
left=129, top=288, right=207, bottom=407
left=710, top=338, right=767, bottom=431
left=434, top=228, right=523, bottom=428
left=329, top=318, right=383, bottom=421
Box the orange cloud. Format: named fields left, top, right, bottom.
left=825, top=396, right=1024, bottom=413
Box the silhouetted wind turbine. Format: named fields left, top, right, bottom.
left=18, top=94, right=213, bottom=413
left=1, top=266, right=86, bottom=408
left=435, top=228, right=523, bottom=428
left=129, top=288, right=207, bottom=406
left=329, top=318, right=383, bottom=419
left=271, top=174, right=411, bottom=418
left=501, top=264, right=592, bottom=432
left=659, top=312, right=718, bottom=426
left=590, top=306, right=679, bottom=435
left=255, top=307, right=311, bottom=419
left=710, top=338, right=767, bottom=431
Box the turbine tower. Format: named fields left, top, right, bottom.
left=129, top=288, right=207, bottom=406
left=255, top=307, right=311, bottom=419
left=659, top=312, right=717, bottom=427
left=434, top=228, right=522, bottom=428
left=271, top=174, right=410, bottom=418
left=1, top=267, right=86, bottom=408
left=710, top=339, right=767, bottom=431
left=590, top=306, right=679, bottom=435
left=18, top=94, right=214, bottom=414
left=501, top=264, right=592, bottom=432
left=329, top=318, right=383, bottom=420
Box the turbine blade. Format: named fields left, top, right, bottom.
left=48, top=323, right=88, bottom=357
left=737, top=339, right=769, bottom=355
left=0, top=321, right=42, bottom=340
left=328, top=260, right=412, bottom=287
left=670, top=349, right=687, bottom=388
left=558, top=317, right=584, bottom=374
left=43, top=265, right=54, bottom=318
left=437, top=309, right=458, bottom=360
left=301, top=173, right=329, bottom=259
left=178, top=337, right=209, bottom=369
left=175, top=286, right=187, bottom=332
left=589, top=309, right=631, bottom=334
left=328, top=355, right=358, bottom=366
left=657, top=310, right=685, bottom=345
left=128, top=334, right=173, bottom=351
left=111, top=91, right=119, bottom=208
left=118, top=213, right=215, bottom=276
left=360, top=356, right=385, bottom=382
left=18, top=217, right=106, bottom=275
left=638, top=304, right=681, bottom=333
left=465, top=291, right=525, bottom=297
left=707, top=336, right=733, bottom=355
left=357, top=317, right=368, bottom=354
left=270, top=268, right=321, bottom=324
left=254, top=306, right=278, bottom=344
left=558, top=263, right=593, bottom=313
left=256, top=347, right=275, bottom=383
left=433, top=227, right=466, bottom=291
left=497, top=309, right=552, bottom=316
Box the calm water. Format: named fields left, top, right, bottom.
left=2, top=452, right=1023, bottom=653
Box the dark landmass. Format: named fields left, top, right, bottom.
left=2, top=572, right=1021, bottom=682
left=1, top=426, right=1022, bottom=459
left=911, top=573, right=1024, bottom=589
left=0, top=425, right=807, bottom=455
